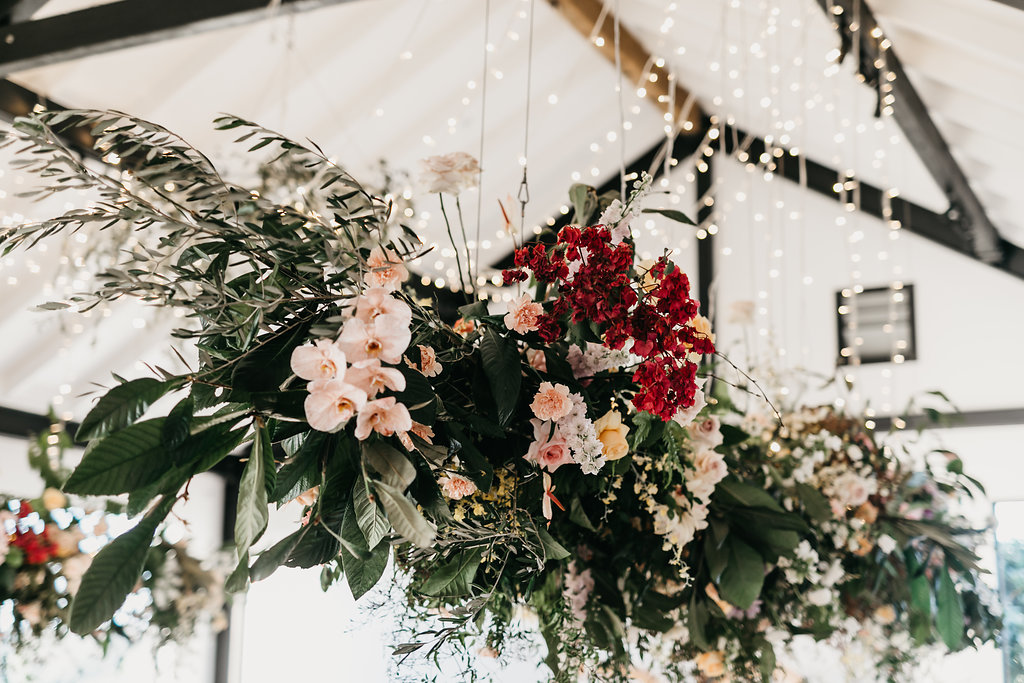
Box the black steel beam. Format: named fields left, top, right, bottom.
left=0, top=0, right=359, bottom=76
left=0, top=78, right=99, bottom=159
left=814, top=0, right=1004, bottom=265
left=986, top=0, right=1024, bottom=10
left=696, top=154, right=714, bottom=319
left=0, top=404, right=76, bottom=438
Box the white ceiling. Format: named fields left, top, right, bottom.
left=0, top=0, right=1021, bottom=420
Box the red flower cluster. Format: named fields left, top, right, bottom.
left=503, top=225, right=714, bottom=420
left=10, top=502, right=57, bottom=565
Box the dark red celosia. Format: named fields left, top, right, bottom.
left=509, top=225, right=713, bottom=420
left=11, top=504, right=57, bottom=565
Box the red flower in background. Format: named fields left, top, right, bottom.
left=504, top=225, right=713, bottom=421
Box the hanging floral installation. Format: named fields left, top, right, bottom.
left=1, top=424, right=228, bottom=658
left=0, top=111, right=999, bottom=681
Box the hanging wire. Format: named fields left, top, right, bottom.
left=474, top=0, right=491, bottom=293
left=518, top=0, right=536, bottom=248
left=613, top=0, right=626, bottom=201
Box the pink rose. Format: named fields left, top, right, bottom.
left=305, top=379, right=368, bottom=432
left=439, top=473, right=478, bottom=500
left=337, top=313, right=410, bottom=364
left=687, top=416, right=723, bottom=450
left=354, top=286, right=412, bottom=326
left=524, top=419, right=574, bottom=472
left=503, top=293, right=544, bottom=334
left=693, top=449, right=728, bottom=484
left=354, top=396, right=413, bottom=440
left=345, top=358, right=406, bottom=397
left=530, top=382, right=573, bottom=421
left=291, top=339, right=347, bottom=381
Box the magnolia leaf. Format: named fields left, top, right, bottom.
left=537, top=526, right=570, bottom=561
left=688, top=594, right=710, bottom=650
left=162, top=395, right=194, bottom=451
left=480, top=327, right=521, bottom=426
left=394, top=367, right=437, bottom=422
left=419, top=548, right=484, bottom=597
left=234, top=424, right=270, bottom=561
left=64, top=419, right=170, bottom=495
left=231, top=319, right=314, bottom=393
left=341, top=501, right=389, bottom=600
left=272, top=431, right=326, bottom=504
left=457, top=300, right=488, bottom=321
left=69, top=496, right=174, bottom=634
left=363, top=441, right=416, bottom=490
left=704, top=533, right=729, bottom=583
left=795, top=483, right=832, bottom=522
left=717, top=537, right=765, bottom=609
left=569, top=497, right=596, bottom=531
left=374, top=481, right=435, bottom=549
left=715, top=479, right=784, bottom=512
left=936, top=565, right=965, bottom=649
left=641, top=207, right=697, bottom=225
left=353, top=480, right=389, bottom=549
left=250, top=526, right=309, bottom=582
left=76, top=377, right=179, bottom=442
left=226, top=553, right=251, bottom=593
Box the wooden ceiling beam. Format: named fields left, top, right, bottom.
left=549, top=0, right=704, bottom=135
left=0, top=0, right=359, bottom=76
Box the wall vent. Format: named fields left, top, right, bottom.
left=836, top=284, right=916, bottom=365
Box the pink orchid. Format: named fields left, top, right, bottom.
left=304, top=379, right=368, bottom=432
left=354, top=287, right=412, bottom=326
left=337, top=313, right=411, bottom=364
left=290, top=339, right=346, bottom=381
left=541, top=472, right=565, bottom=522
left=346, top=358, right=406, bottom=397
left=366, top=246, right=408, bottom=291
left=354, top=396, right=413, bottom=440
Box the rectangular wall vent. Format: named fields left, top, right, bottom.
left=835, top=284, right=916, bottom=365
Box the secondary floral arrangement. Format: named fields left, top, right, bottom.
left=0, top=110, right=997, bottom=681
left=0, top=426, right=228, bottom=656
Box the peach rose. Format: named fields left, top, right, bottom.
left=594, top=409, right=630, bottom=460
left=291, top=339, right=347, bottom=381
left=439, top=473, right=478, bottom=500
left=694, top=650, right=726, bottom=678
left=504, top=293, right=544, bottom=334
left=854, top=501, right=878, bottom=524
left=345, top=358, right=406, bottom=397
left=337, top=313, right=410, bottom=364
left=354, top=397, right=413, bottom=440
left=530, top=382, right=573, bottom=421
left=365, top=246, right=408, bottom=291
left=304, top=379, right=368, bottom=432
left=419, top=152, right=480, bottom=194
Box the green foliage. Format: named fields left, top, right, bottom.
left=76, top=377, right=180, bottom=441
left=69, top=496, right=174, bottom=634
left=479, top=327, right=521, bottom=426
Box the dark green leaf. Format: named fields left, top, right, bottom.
left=704, top=533, right=729, bottom=582
left=374, top=481, right=435, bottom=549
left=536, top=526, right=570, bottom=561
left=363, top=441, right=416, bottom=490
left=65, top=419, right=171, bottom=495
left=479, top=327, right=521, bottom=426
left=419, top=548, right=484, bottom=597
left=76, top=377, right=179, bottom=441
left=250, top=526, right=309, bottom=582
left=936, top=565, right=964, bottom=649
left=795, top=483, right=832, bottom=522
left=394, top=365, right=437, bottom=423
left=715, top=479, right=784, bottom=512
left=231, top=319, right=314, bottom=393
left=353, top=480, right=389, bottom=549
left=717, top=537, right=765, bottom=609
left=69, top=496, right=174, bottom=634
left=569, top=497, right=596, bottom=531
left=641, top=207, right=697, bottom=225
left=272, top=431, right=326, bottom=504
left=234, top=424, right=269, bottom=560
left=162, top=395, right=194, bottom=451
left=457, top=300, right=489, bottom=321
left=341, top=501, right=390, bottom=600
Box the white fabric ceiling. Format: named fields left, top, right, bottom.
left=1, top=0, right=1021, bottom=419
